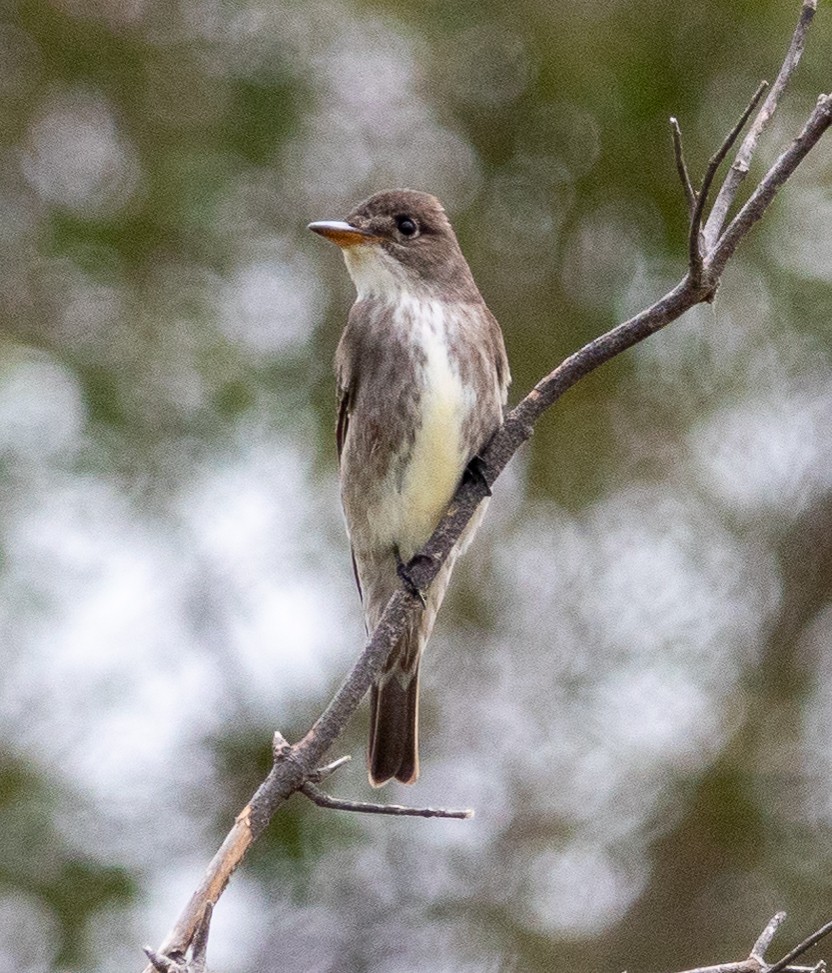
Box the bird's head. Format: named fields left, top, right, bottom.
left=309, top=189, right=478, bottom=301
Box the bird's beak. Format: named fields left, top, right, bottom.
left=308, top=220, right=378, bottom=248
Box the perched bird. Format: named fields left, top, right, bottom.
left=309, top=189, right=510, bottom=786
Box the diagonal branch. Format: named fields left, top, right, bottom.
left=767, top=918, right=832, bottom=973
left=673, top=912, right=830, bottom=973
left=144, top=904, right=213, bottom=973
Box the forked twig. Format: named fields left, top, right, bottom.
left=290, top=732, right=473, bottom=818
left=301, top=781, right=474, bottom=819
left=307, top=754, right=353, bottom=783
left=705, top=0, right=818, bottom=247
left=752, top=912, right=788, bottom=962
left=674, top=912, right=831, bottom=973
left=688, top=81, right=768, bottom=285
left=768, top=917, right=832, bottom=973
left=708, top=91, right=831, bottom=280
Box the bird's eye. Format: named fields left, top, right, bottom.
left=396, top=216, right=418, bottom=237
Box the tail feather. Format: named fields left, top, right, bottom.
left=368, top=664, right=420, bottom=787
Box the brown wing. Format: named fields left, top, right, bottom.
left=336, top=382, right=350, bottom=463
left=336, top=380, right=363, bottom=603
left=485, top=305, right=511, bottom=404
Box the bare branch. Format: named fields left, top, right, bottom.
left=768, top=918, right=832, bottom=973
left=143, top=905, right=212, bottom=973
left=145, top=782, right=298, bottom=970
left=189, top=904, right=212, bottom=973
left=670, top=913, right=832, bottom=973
left=143, top=949, right=179, bottom=973
left=670, top=117, right=697, bottom=216
left=705, top=0, right=818, bottom=248
left=752, top=912, right=788, bottom=963
left=709, top=92, right=832, bottom=278
left=688, top=81, right=768, bottom=285
left=300, top=781, right=474, bottom=819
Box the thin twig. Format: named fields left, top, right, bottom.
left=767, top=919, right=832, bottom=973
left=307, top=755, right=352, bottom=783
left=301, top=782, right=474, bottom=819
left=672, top=961, right=759, bottom=973
left=670, top=117, right=697, bottom=215
left=752, top=912, right=788, bottom=962
left=709, top=92, right=832, bottom=279
left=688, top=80, right=768, bottom=284
left=672, top=914, right=832, bottom=973
left=705, top=0, right=817, bottom=248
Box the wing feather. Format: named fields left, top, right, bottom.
left=336, top=380, right=363, bottom=603
left=336, top=381, right=350, bottom=463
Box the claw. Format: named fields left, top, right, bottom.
left=464, top=454, right=492, bottom=496
left=396, top=551, right=427, bottom=607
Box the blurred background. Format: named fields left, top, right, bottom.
left=1, top=0, right=832, bottom=970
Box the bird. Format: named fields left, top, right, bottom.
left=309, top=189, right=510, bottom=786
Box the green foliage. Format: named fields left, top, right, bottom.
left=0, top=758, right=135, bottom=968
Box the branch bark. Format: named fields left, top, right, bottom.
left=703, top=0, right=817, bottom=249
left=672, top=912, right=832, bottom=973
left=142, top=3, right=832, bottom=966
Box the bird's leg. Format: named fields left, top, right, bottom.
left=463, top=453, right=492, bottom=497
left=395, top=548, right=427, bottom=607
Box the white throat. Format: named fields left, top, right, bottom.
left=343, top=243, right=412, bottom=300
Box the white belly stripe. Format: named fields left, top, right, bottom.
left=371, top=297, right=472, bottom=560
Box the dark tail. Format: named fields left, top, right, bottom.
left=368, top=662, right=420, bottom=787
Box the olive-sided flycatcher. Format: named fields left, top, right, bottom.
left=309, top=189, right=510, bottom=786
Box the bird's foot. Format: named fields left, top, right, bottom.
left=396, top=552, right=427, bottom=607
left=464, top=454, right=492, bottom=497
